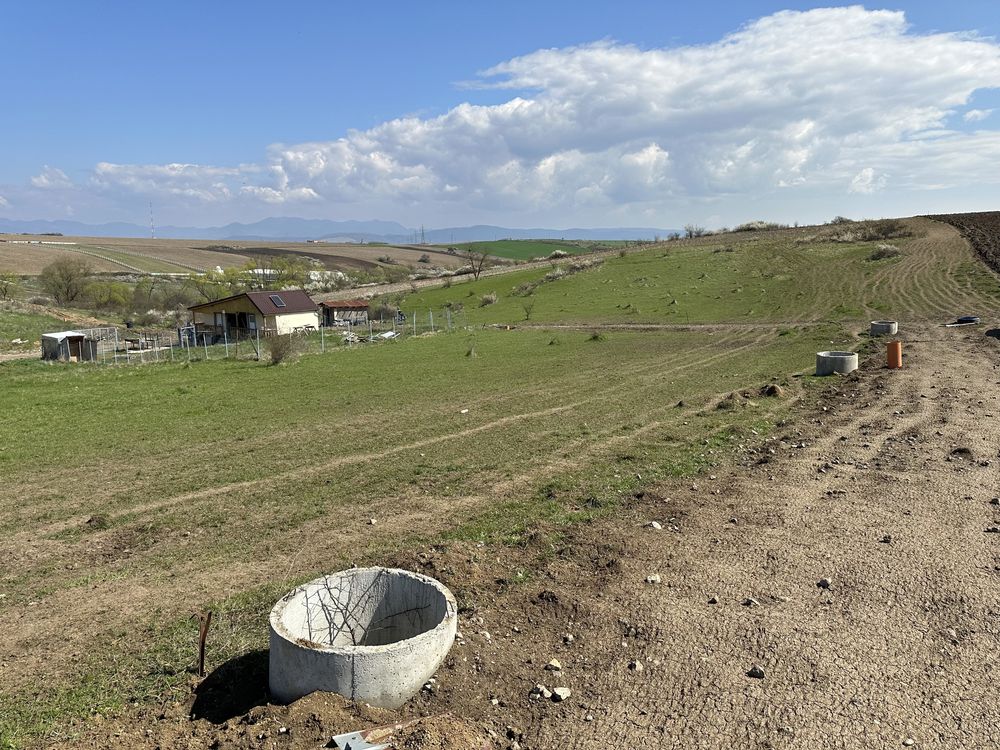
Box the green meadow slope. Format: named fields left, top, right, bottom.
left=406, top=218, right=999, bottom=326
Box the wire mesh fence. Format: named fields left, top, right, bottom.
left=49, top=309, right=471, bottom=367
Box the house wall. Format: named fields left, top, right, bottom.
left=269, top=311, right=320, bottom=334
left=191, top=297, right=261, bottom=324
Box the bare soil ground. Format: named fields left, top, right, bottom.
left=44, top=322, right=1000, bottom=748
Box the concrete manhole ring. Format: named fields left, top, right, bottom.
left=815, top=350, right=859, bottom=376
left=269, top=567, right=458, bottom=708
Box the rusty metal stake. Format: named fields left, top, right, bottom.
left=196, top=611, right=212, bottom=677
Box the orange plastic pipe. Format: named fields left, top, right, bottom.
left=887, top=340, right=902, bottom=369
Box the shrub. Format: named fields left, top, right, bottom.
left=684, top=224, right=707, bottom=239
left=547, top=249, right=570, bottom=259
left=829, top=218, right=911, bottom=243
left=39, top=257, right=92, bottom=304
left=544, top=267, right=567, bottom=282
left=479, top=292, right=498, bottom=307
left=869, top=244, right=901, bottom=261
left=28, top=295, right=53, bottom=306
left=732, top=220, right=789, bottom=232
left=267, top=334, right=298, bottom=365
left=513, top=281, right=539, bottom=297
left=417, top=253, right=431, bottom=263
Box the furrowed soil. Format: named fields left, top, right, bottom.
left=4, top=217, right=1000, bottom=748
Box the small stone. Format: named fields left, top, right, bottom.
left=742, top=597, right=760, bottom=607
left=490, top=697, right=499, bottom=706
left=278, top=727, right=289, bottom=735
left=817, top=577, right=832, bottom=589
left=563, top=633, right=575, bottom=644
left=645, top=574, right=662, bottom=585
left=628, top=660, right=643, bottom=672
left=546, top=659, right=562, bottom=671
left=985, top=527, right=1000, bottom=534
left=552, top=687, right=571, bottom=702
left=585, top=713, right=594, bottom=722
left=880, top=534, right=893, bottom=544
left=460, top=408, right=469, bottom=414
left=707, top=595, right=718, bottom=605
left=902, top=739, right=915, bottom=747
left=646, top=521, right=663, bottom=530
left=746, top=664, right=765, bottom=679
left=368, top=518, right=377, bottom=525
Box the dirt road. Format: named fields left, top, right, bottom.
left=508, top=323, right=1000, bottom=748
left=56, top=323, right=1000, bottom=749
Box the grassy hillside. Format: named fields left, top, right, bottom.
left=408, top=219, right=1000, bottom=325
left=447, top=239, right=605, bottom=260
left=0, top=308, right=82, bottom=353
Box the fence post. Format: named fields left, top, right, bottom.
left=170, top=342, right=174, bottom=362
left=413, top=312, right=416, bottom=336
left=368, top=320, right=373, bottom=340
left=113, top=329, right=119, bottom=364
left=256, top=328, right=261, bottom=361
left=429, top=311, right=434, bottom=332
left=203, top=334, right=209, bottom=360
left=224, top=329, right=229, bottom=358
left=321, top=326, right=325, bottom=353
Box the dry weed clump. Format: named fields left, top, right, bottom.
left=268, top=333, right=298, bottom=365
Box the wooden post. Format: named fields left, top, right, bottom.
left=223, top=329, right=229, bottom=358
left=197, top=611, right=212, bottom=678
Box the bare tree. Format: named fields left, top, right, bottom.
left=464, top=247, right=491, bottom=281
left=684, top=224, right=707, bottom=239
left=522, top=298, right=536, bottom=320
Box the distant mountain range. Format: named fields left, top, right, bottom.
left=0, top=216, right=679, bottom=244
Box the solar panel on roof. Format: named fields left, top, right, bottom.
left=269, top=294, right=286, bottom=308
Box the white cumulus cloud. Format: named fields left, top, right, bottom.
left=16, top=7, right=1000, bottom=224
left=30, top=166, right=72, bottom=189
left=964, top=108, right=994, bottom=122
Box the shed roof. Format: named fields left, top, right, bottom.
left=319, top=299, right=369, bottom=309
left=41, top=330, right=86, bottom=341
left=189, top=289, right=318, bottom=315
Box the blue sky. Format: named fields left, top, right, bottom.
left=3, top=2, right=1000, bottom=228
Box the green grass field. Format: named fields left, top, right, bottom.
left=444, top=239, right=608, bottom=260
left=1, top=217, right=999, bottom=747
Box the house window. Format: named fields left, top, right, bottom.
left=269, top=294, right=286, bottom=308
left=248, top=315, right=257, bottom=330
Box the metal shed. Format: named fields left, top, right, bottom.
left=41, top=331, right=98, bottom=362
